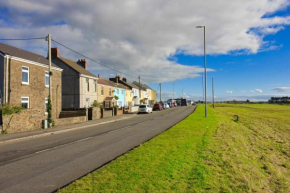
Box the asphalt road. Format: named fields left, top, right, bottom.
left=0, top=105, right=196, bottom=193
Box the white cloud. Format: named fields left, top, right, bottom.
left=226, top=90, right=233, bottom=94
left=241, top=90, right=247, bottom=93
left=1, top=0, right=290, bottom=83
left=250, top=90, right=255, bottom=93
left=255, top=89, right=263, bottom=93
left=271, top=87, right=290, bottom=92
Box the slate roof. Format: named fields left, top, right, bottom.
left=0, top=43, right=60, bottom=69
left=58, top=56, right=97, bottom=78
left=98, top=78, right=115, bottom=87
left=109, top=77, right=139, bottom=89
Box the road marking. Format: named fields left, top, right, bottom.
left=35, top=137, right=93, bottom=154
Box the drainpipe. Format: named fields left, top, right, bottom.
left=5, top=56, right=9, bottom=103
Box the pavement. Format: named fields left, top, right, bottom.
left=0, top=105, right=196, bottom=193
left=0, top=113, right=137, bottom=144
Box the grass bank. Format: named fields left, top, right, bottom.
left=60, top=104, right=290, bottom=192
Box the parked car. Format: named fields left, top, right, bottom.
left=163, top=103, right=170, bottom=109
left=171, top=103, right=175, bottom=107
left=167, top=102, right=172, bottom=107
left=138, top=104, right=153, bottom=114
left=153, top=104, right=163, bottom=111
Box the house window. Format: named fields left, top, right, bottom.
left=121, top=90, right=124, bottom=95
left=45, top=98, right=48, bottom=113
left=117, top=89, right=119, bottom=94
left=118, top=101, right=122, bottom=107
left=86, top=78, right=89, bottom=92
left=21, top=97, right=29, bottom=108
left=86, top=98, right=90, bottom=107
left=45, top=71, right=49, bottom=87
left=101, top=86, right=104, bottom=95
left=22, top=66, right=29, bottom=84
left=94, top=80, right=97, bottom=92
left=109, top=88, right=111, bottom=96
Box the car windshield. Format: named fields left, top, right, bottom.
left=139, top=105, right=146, bottom=108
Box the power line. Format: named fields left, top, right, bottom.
left=52, top=39, right=154, bottom=85
left=0, top=37, right=46, bottom=41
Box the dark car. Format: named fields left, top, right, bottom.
left=153, top=103, right=163, bottom=111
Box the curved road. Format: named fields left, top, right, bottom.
left=0, top=105, right=196, bottom=193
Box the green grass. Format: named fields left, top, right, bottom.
left=59, top=104, right=290, bottom=192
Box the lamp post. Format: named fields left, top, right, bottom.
left=196, top=26, right=207, bottom=117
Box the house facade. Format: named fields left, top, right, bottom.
left=109, top=76, right=140, bottom=106
left=0, top=43, right=62, bottom=131
left=51, top=48, right=98, bottom=108
left=132, top=81, right=156, bottom=105
left=97, top=76, right=115, bottom=106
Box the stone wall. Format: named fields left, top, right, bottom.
left=102, top=108, right=113, bottom=118
left=2, top=109, right=42, bottom=133
left=55, top=116, right=87, bottom=126
left=117, top=108, right=123, bottom=115
left=91, top=107, right=101, bottom=120
left=130, top=106, right=139, bottom=113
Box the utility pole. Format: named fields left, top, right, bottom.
left=196, top=25, right=207, bottom=117
left=159, top=83, right=162, bottom=102
left=212, top=77, right=215, bottom=108
left=202, top=74, right=204, bottom=106
left=138, top=76, right=141, bottom=103
left=47, top=34, right=52, bottom=100
left=172, top=83, right=175, bottom=101
left=182, top=89, right=183, bottom=98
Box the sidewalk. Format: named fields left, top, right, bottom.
left=0, top=113, right=137, bottom=144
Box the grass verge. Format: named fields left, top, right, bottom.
left=59, top=104, right=290, bottom=192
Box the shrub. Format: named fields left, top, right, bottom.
left=1, top=104, right=23, bottom=115
left=92, top=101, right=102, bottom=108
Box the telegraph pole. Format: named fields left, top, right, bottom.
left=159, top=83, right=162, bottom=102
left=202, top=74, right=204, bottom=106
left=212, top=77, right=215, bottom=108
left=172, top=83, right=175, bottom=101
left=138, top=76, right=141, bottom=102
left=48, top=34, right=52, bottom=99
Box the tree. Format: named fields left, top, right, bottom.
left=114, top=95, right=119, bottom=100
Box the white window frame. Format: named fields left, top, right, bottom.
left=86, top=78, right=90, bottom=92
left=45, top=71, right=49, bottom=87
left=21, top=96, right=29, bottom=108
left=109, top=88, right=111, bottom=96
left=22, top=66, right=29, bottom=84
left=94, top=80, right=97, bottom=92
left=101, top=86, right=104, bottom=95
left=45, top=98, right=48, bottom=114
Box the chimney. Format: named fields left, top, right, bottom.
left=122, top=77, right=127, bottom=82
left=51, top=47, right=60, bottom=58
left=77, top=59, right=87, bottom=69
left=116, top=75, right=121, bottom=82
left=98, top=74, right=101, bottom=78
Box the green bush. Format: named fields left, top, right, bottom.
left=91, top=101, right=102, bottom=108
left=1, top=104, right=24, bottom=115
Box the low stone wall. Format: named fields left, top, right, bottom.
left=88, top=107, right=101, bottom=120
left=55, top=116, right=87, bottom=126
left=130, top=106, right=139, bottom=113
left=2, top=109, right=43, bottom=134
left=117, top=108, right=123, bottom=115
left=103, top=108, right=113, bottom=118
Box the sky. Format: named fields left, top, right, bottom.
left=0, top=0, right=290, bottom=101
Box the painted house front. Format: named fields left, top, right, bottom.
left=97, top=76, right=115, bottom=105
left=51, top=48, right=98, bottom=108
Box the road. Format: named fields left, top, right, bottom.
left=0, top=105, right=196, bottom=193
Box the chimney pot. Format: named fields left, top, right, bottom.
left=77, top=59, right=87, bottom=69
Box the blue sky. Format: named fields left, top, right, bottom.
left=0, top=0, right=290, bottom=101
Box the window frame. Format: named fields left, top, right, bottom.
left=109, top=88, right=111, bottom=96
left=94, top=80, right=97, bottom=92
left=101, top=86, right=104, bottom=96
left=21, top=96, right=29, bottom=108
left=22, top=66, right=29, bottom=85
left=45, top=71, right=49, bottom=87
left=86, top=78, right=90, bottom=92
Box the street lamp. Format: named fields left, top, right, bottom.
left=196, top=25, right=207, bottom=117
